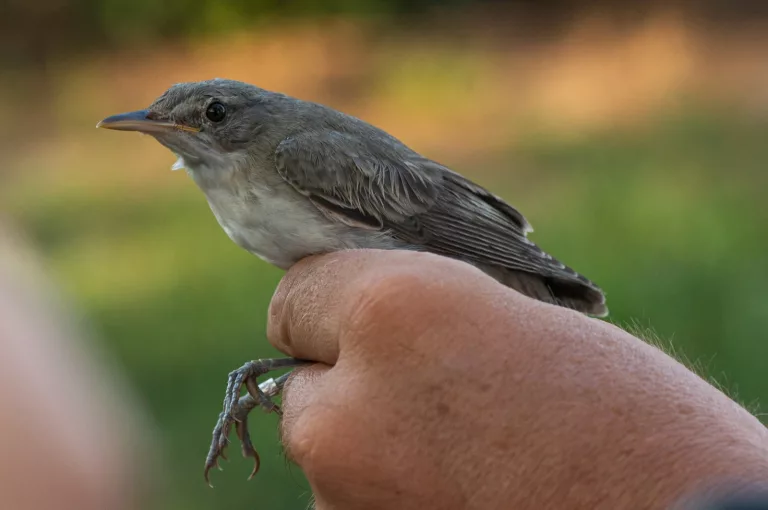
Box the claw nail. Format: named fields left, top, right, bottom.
left=247, top=456, right=261, bottom=481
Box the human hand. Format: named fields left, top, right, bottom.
left=268, top=250, right=768, bottom=510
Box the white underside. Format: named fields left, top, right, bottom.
left=185, top=160, right=349, bottom=268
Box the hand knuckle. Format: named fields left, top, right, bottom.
left=286, top=408, right=354, bottom=481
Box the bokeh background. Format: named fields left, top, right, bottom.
left=2, top=1, right=768, bottom=508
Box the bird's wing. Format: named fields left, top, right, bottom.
left=275, top=130, right=443, bottom=231
left=275, top=130, right=585, bottom=281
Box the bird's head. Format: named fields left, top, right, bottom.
left=97, top=79, right=286, bottom=172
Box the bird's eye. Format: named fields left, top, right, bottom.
left=205, top=102, right=226, bottom=123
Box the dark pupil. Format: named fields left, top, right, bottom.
left=206, top=102, right=226, bottom=122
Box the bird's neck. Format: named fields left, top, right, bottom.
left=184, top=152, right=249, bottom=193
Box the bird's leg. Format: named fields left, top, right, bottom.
left=205, top=358, right=309, bottom=486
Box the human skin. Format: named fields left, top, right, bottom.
left=268, top=250, right=768, bottom=510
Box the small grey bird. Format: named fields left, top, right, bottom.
left=97, top=78, right=607, bottom=483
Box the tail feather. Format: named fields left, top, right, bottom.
left=486, top=267, right=608, bottom=317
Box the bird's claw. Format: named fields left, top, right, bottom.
left=204, top=358, right=306, bottom=486
left=223, top=360, right=280, bottom=420
left=204, top=398, right=264, bottom=486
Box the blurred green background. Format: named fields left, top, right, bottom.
left=2, top=1, right=768, bottom=508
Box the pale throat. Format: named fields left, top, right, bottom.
left=171, top=152, right=243, bottom=189
left=169, top=153, right=289, bottom=265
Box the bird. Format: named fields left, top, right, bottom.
left=97, top=78, right=608, bottom=484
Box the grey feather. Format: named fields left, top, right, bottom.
left=276, top=131, right=442, bottom=228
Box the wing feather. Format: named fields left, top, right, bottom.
left=276, top=131, right=441, bottom=229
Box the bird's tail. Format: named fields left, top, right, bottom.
left=497, top=269, right=608, bottom=317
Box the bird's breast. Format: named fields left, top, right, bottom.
left=201, top=184, right=344, bottom=269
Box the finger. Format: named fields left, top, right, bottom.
left=267, top=249, right=475, bottom=363
left=279, top=363, right=331, bottom=460
left=267, top=251, right=366, bottom=364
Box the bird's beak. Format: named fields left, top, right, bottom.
left=96, top=109, right=199, bottom=133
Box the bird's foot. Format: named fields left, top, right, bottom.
left=204, top=358, right=308, bottom=486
